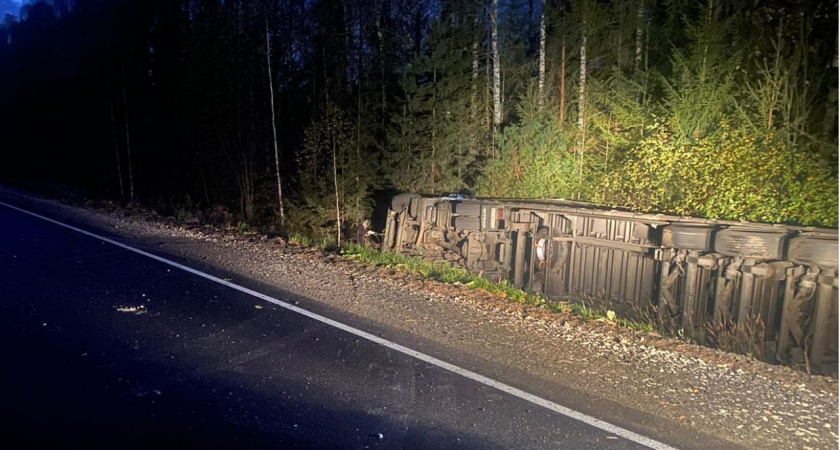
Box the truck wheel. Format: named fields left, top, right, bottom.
left=713, top=229, right=786, bottom=260
left=788, top=236, right=839, bottom=269
left=661, top=225, right=715, bottom=251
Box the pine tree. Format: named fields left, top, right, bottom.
left=296, top=101, right=375, bottom=240
left=386, top=6, right=486, bottom=194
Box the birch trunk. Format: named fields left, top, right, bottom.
left=538, top=0, right=546, bottom=108
left=432, top=65, right=437, bottom=192
left=491, top=0, right=502, bottom=131
left=471, top=14, right=479, bottom=121
left=357, top=4, right=363, bottom=214
left=122, top=83, right=135, bottom=202
left=635, top=0, right=643, bottom=71
left=578, top=19, right=586, bottom=130
left=109, top=99, right=124, bottom=199
left=560, top=37, right=566, bottom=123
left=825, top=31, right=838, bottom=137
left=578, top=15, right=586, bottom=194
left=486, top=29, right=493, bottom=144
left=333, top=126, right=341, bottom=245
left=265, top=18, right=286, bottom=226
left=342, top=0, right=352, bottom=92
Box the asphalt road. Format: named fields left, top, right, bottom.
left=0, top=198, right=672, bottom=449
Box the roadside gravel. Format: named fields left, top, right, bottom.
left=3, top=189, right=837, bottom=450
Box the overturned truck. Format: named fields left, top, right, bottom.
left=383, top=193, right=839, bottom=372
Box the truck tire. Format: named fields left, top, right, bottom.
left=661, top=225, right=715, bottom=251
left=788, top=236, right=839, bottom=269
left=714, top=229, right=786, bottom=260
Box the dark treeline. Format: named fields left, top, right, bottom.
left=0, top=0, right=837, bottom=239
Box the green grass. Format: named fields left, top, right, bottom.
left=288, top=232, right=340, bottom=251
left=234, top=221, right=252, bottom=232
left=342, top=243, right=655, bottom=333
left=288, top=233, right=313, bottom=248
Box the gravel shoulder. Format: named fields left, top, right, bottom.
left=2, top=186, right=837, bottom=450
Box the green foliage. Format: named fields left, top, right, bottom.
left=288, top=232, right=313, bottom=248
left=287, top=231, right=336, bottom=251
left=293, top=101, right=376, bottom=240
left=477, top=86, right=583, bottom=199
left=344, top=243, right=474, bottom=283
left=733, top=11, right=838, bottom=164
left=176, top=208, right=194, bottom=223
left=201, top=205, right=233, bottom=227
left=342, top=243, right=656, bottom=331
left=386, top=8, right=488, bottom=194
left=600, top=119, right=838, bottom=226
left=344, top=243, right=560, bottom=306
left=232, top=221, right=250, bottom=232
left=660, top=1, right=739, bottom=141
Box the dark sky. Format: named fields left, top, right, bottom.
left=1, top=0, right=21, bottom=19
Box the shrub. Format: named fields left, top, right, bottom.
left=599, top=119, right=838, bottom=227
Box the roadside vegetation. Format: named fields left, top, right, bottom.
left=342, top=243, right=655, bottom=333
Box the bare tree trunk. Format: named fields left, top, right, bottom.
left=578, top=19, right=586, bottom=130
left=201, top=170, right=210, bottom=207
left=227, top=133, right=255, bottom=222
left=491, top=0, right=502, bottom=131
left=539, top=0, right=546, bottom=108
left=701, top=0, right=713, bottom=80
left=471, top=14, right=479, bottom=121
left=332, top=125, right=342, bottom=244
left=121, top=83, right=135, bottom=202
left=825, top=31, right=838, bottom=137
left=486, top=28, right=494, bottom=157
left=109, top=99, right=124, bottom=200
left=342, top=0, right=352, bottom=92
left=560, top=36, right=566, bottom=123
left=265, top=17, right=286, bottom=226
left=578, top=15, right=587, bottom=195
left=357, top=3, right=364, bottom=215
left=635, top=0, right=643, bottom=71
left=432, top=65, right=437, bottom=192
left=243, top=161, right=254, bottom=221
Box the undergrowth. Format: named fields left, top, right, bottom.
left=342, top=243, right=654, bottom=333
left=289, top=232, right=338, bottom=251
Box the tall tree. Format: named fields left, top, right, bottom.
left=491, top=0, right=501, bottom=131
left=265, top=15, right=286, bottom=226
left=538, top=0, right=546, bottom=107
left=387, top=4, right=485, bottom=193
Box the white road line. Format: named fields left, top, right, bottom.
left=1, top=200, right=678, bottom=450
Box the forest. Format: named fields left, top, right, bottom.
left=0, top=0, right=837, bottom=241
